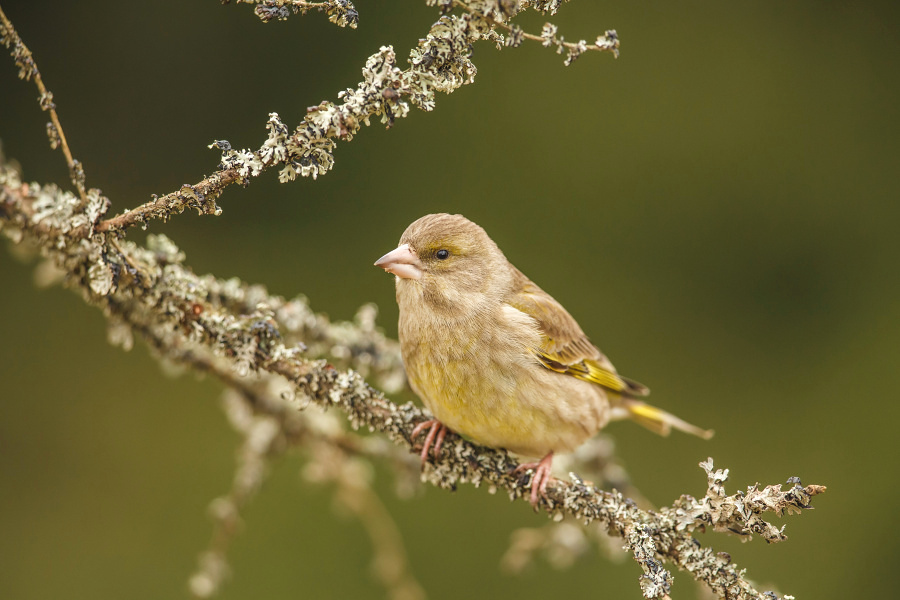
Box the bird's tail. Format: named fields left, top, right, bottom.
left=611, top=398, right=714, bottom=439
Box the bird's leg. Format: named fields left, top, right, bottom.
left=433, top=424, right=448, bottom=457
left=513, top=452, right=555, bottom=507
left=410, top=419, right=450, bottom=464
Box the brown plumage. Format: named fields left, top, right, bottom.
left=375, top=213, right=711, bottom=505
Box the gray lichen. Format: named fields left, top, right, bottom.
left=226, top=0, right=359, bottom=28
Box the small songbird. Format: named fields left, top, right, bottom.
left=375, top=214, right=712, bottom=506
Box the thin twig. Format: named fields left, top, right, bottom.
left=332, top=475, right=426, bottom=600
left=0, top=5, right=88, bottom=206
left=227, top=0, right=359, bottom=28
left=94, top=169, right=241, bottom=235
left=452, top=0, right=620, bottom=62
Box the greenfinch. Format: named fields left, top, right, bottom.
left=375, top=214, right=711, bottom=505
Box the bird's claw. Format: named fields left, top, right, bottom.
left=410, top=419, right=449, bottom=464
left=513, top=452, right=555, bottom=508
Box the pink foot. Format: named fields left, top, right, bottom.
left=410, top=419, right=450, bottom=464
left=514, top=452, right=555, bottom=507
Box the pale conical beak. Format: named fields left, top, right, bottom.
left=374, top=243, right=424, bottom=280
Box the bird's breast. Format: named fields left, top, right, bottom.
left=398, top=300, right=609, bottom=458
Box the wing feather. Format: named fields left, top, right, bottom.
left=505, top=266, right=649, bottom=398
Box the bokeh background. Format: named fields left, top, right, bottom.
left=1, top=1, right=897, bottom=598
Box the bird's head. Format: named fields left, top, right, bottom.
left=375, top=213, right=508, bottom=314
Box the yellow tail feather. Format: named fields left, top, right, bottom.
left=615, top=399, right=714, bottom=440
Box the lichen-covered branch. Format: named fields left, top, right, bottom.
left=92, top=1, right=618, bottom=235
left=304, top=427, right=427, bottom=600
left=0, top=5, right=88, bottom=205
left=448, top=0, right=620, bottom=64
left=91, top=171, right=240, bottom=236
left=189, top=382, right=424, bottom=599
left=225, top=0, right=359, bottom=27
left=0, top=3, right=825, bottom=599
left=0, top=169, right=826, bottom=599
left=127, top=306, right=417, bottom=598
left=94, top=13, right=482, bottom=233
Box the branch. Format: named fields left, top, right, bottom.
left=0, top=3, right=825, bottom=599
left=0, top=5, right=88, bottom=205
left=226, top=0, right=359, bottom=27
left=90, top=1, right=618, bottom=235
left=122, top=294, right=419, bottom=598
left=93, top=171, right=239, bottom=235
left=0, top=172, right=825, bottom=599
left=450, top=0, right=620, bottom=64
left=93, top=21, right=475, bottom=234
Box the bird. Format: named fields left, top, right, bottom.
left=374, top=213, right=712, bottom=506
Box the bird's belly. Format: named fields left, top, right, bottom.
left=411, top=354, right=610, bottom=459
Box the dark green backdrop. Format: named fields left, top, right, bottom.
left=1, top=1, right=897, bottom=599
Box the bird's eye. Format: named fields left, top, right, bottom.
left=436, top=249, right=450, bottom=260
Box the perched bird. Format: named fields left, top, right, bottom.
left=375, top=214, right=711, bottom=506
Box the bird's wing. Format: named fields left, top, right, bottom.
left=506, top=266, right=649, bottom=398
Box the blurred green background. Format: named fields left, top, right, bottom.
left=1, top=1, right=898, bottom=598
